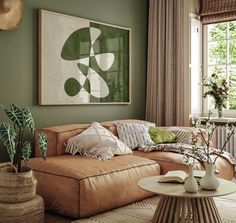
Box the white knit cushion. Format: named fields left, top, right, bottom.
left=116, top=122, right=154, bottom=149
left=65, top=122, right=132, bottom=160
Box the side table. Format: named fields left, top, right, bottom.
left=138, top=176, right=236, bottom=223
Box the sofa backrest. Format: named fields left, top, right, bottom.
left=35, top=119, right=149, bottom=157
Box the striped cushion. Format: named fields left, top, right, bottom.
left=116, top=122, right=154, bottom=149
left=167, top=128, right=191, bottom=144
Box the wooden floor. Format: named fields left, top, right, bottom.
left=45, top=178, right=236, bottom=223
left=45, top=212, right=72, bottom=223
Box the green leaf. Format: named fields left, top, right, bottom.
left=3, top=104, right=35, bottom=134
left=0, top=123, right=16, bottom=162
left=22, top=107, right=35, bottom=134
left=22, top=143, right=32, bottom=168
left=38, top=133, right=47, bottom=161
left=3, top=103, right=25, bottom=128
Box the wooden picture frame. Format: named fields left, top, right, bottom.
left=38, top=10, right=131, bottom=105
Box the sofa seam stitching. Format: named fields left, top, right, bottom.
left=31, top=162, right=159, bottom=181
left=38, top=126, right=89, bottom=134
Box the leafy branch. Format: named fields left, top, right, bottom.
left=191, top=111, right=236, bottom=164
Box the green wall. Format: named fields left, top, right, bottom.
left=0, top=0, right=148, bottom=162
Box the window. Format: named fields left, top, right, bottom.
left=203, top=21, right=236, bottom=114
left=190, top=18, right=202, bottom=115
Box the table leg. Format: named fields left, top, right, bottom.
left=152, top=196, right=222, bottom=223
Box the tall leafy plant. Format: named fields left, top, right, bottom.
left=0, top=103, right=47, bottom=172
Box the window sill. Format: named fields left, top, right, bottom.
left=199, top=117, right=236, bottom=124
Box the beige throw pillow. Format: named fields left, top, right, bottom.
left=65, top=122, right=132, bottom=160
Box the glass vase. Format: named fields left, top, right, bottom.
left=200, top=163, right=220, bottom=190
left=217, top=105, right=223, bottom=118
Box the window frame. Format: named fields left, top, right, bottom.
left=202, top=22, right=236, bottom=118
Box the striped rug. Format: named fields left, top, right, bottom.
left=73, top=193, right=236, bottom=223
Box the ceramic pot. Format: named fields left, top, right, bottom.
left=0, top=164, right=37, bottom=203
left=184, top=165, right=198, bottom=193
left=200, top=163, right=220, bottom=191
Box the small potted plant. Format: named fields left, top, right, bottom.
left=0, top=103, right=47, bottom=203
left=190, top=112, right=235, bottom=190
left=203, top=73, right=230, bottom=118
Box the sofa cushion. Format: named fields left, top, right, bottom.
left=133, top=150, right=234, bottom=180
left=167, top=127, right=192, bottom=144
left=149, top=127, right=177, bottom=144
left=65, top=122, right=132, bottom=160
left=35, top=120, right=154, bottom=157
left=116, top=122, right=154, bottom=149
left=28, top=155, right=160, bottom=218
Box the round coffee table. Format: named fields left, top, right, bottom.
left=138, top=176, right=236, bottom=223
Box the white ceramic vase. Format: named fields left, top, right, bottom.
left=200, top=163, right=220, bottom=191
left=184, top=165, right=198, bottom=193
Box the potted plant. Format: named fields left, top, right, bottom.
left=0, top=103, right=47, bottom=203
left=203, top=73, right=230, bottom=118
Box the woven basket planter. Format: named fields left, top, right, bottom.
left=0, top=195, right=44, bottom=223
left=0, top=164, right=37, bottom=203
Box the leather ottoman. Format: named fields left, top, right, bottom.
left=29, top=155, right=160, bottom=218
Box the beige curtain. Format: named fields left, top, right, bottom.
left=146, top=0, right=185, bottom=126
left=191, top=0, right=200, bottom=14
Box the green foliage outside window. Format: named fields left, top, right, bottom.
left=207, top=21, right=236, bottom=110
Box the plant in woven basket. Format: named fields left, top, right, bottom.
left=0, top=103, right=47, bottom=172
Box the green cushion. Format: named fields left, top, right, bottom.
left=148, top=127, right=177, bottom=144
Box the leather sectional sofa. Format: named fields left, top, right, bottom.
left=28, top=119, right=234, bottom=218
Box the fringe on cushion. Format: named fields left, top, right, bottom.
left=65, top=141, right=114, bottom=160
left=138, top=145, right=160, bottom=152
left=78, top=150, right=113, bottom=160
left=65, top=140, right=81, bottom=155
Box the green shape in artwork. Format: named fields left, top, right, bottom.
left=89, top=22, right=130, bottom=102
left=61, top=23, right=130, bottom=102
left=83, top=78, right=91, bottom=93
left=90, top=22, right=129, bottom=55
left=78, top=63, right=89, bottom=76
left=61, top=27, right=91, bottom=60
left=64, top=78, right=82, bottom=96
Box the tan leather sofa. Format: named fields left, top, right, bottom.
left=28, top=120, right=161, bottom=218
left=28, top=119, right=234, bottom=218
left=102, top=120, right=234, bottom=180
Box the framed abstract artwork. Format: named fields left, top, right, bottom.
left=38, top=10, right=131, bottom=105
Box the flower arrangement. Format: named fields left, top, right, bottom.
left=182, top=112, right=236, bottom=190
left=203, top=73, right=230, bottom=118
left=190, top=111, right=235, bottom=164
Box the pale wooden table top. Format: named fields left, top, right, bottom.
left=138, top=176, right=236, bottom=198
